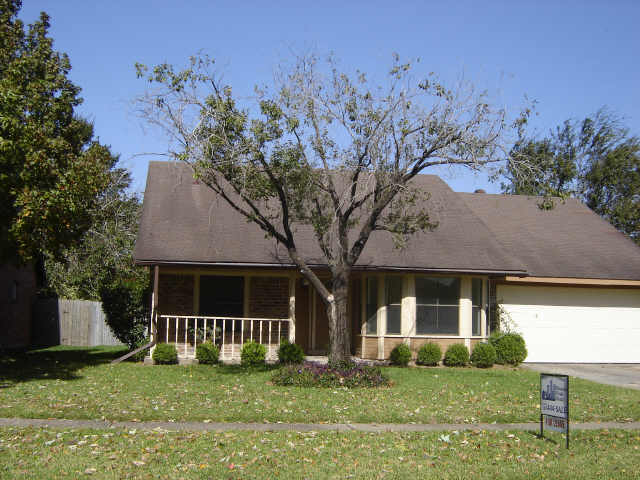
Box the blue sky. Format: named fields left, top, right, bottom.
left=19, top=1, right=640, bottom=194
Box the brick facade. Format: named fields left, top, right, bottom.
left=248, top=276, right=289, bottom=319
left=158, top=274, right=194, bottom=315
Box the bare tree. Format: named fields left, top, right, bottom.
left=135, top=53, right=529, bottom=362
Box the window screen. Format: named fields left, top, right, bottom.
left=415, top=277, right=460, bottom=335
left=385, top=277, right=402, bottom=334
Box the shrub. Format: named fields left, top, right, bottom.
left=277, top=339, right=305, bottom=364
left=271, top=361, right=391, bottom=388
left=241, top=340, right=267, bottom=367
left=100, top=277, right=149, bottom=352
left=416, top=342, right=442, bottom=366
left=470, top=342, right=497, bottom=368
left=129, top=335, right=150, bottom=362
left=443, top=343, right=469, bottom=367
left=196, top=341, right=220, bottom=365
left=489, top=332, right=528, bottom=366
left=152, top=343, right=178, bottom=364
left=389, top=343, right=412, bottom=366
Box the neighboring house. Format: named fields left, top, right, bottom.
left=134, top=162, right=640, bottom=363
left=0, top=263, right=37, bottom=350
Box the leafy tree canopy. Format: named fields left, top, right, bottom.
left=502, top=108, right=639, bottom=243
left=0, top=0, right=115, bottom=262
left=42, top=167, right=145, bottom=300
left=136, top=53, right=532, bottom=361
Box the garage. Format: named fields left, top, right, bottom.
left=497, top=284, right=640, bottom=363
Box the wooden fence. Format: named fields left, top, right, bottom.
left=32, top=299, right=122, bottom=347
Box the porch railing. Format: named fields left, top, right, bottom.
left=153, top=315, right=291, bottom=361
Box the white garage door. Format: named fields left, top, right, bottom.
left=497, top=284, right=640, bottom=363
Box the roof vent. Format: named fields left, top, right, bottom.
left=474, top=189, right=486, bottom=194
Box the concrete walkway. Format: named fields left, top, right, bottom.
left=524, top=363, right=640, bottom=390
left=2, top=418, right=639, bottom=432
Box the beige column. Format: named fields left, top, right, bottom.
left=150, top=265, right=160, bottom=355
left=401, top=275, right=416, bottom=345
left=459, top=276, right=473, bottom=349
left=288, top=273, right=296, bottom=343
left=481, top=278, right=488, bottom=338
left=377, top=275, right=386, bottom=360
left=360, top=276, right=367, bottom=358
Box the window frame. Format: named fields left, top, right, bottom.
left=414, top=276, right=461, bottom=336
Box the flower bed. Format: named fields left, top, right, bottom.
left=271, top=361, right=391, bottom=388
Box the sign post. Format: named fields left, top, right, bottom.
left=540, top=373, right=569, bottom=449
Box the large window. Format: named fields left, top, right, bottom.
left=199, top=275, right=244, bottom=317
left=472, top=278, right=483, bottom=336
left=385, top=277, right=402, bottom=334
left=415, top=277, right=460, bottom=335
left=365, top=277, right=378, bottom=334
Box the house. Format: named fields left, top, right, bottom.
left=134, top=162, right=640, bottom=363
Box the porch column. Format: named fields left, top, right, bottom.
left=481, top=278, right=488, bottom=338
left=401, top=275, right=416, bottom=343
left=459, top=276, right=473, bottom=349
left=288, top=273, right=296, bottom=343
left=150, top=265, right=159, bottom=355
left=377, top=275, right=385, bottom=360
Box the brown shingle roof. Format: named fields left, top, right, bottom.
left=459, top=192, right=640, bottom=280
left=134, top=162, right=640, bottom=279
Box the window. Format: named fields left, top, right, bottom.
left=199, top=276, right=244, bottom=317
left=385, top=277, right=402, bottom=334
left=472, top=278, right=483, bottom=336
left=365, top=277, right=378, bottom=334
left=415, top=277, right=460, bottom=335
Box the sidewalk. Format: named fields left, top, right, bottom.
left=2, top=417, right=639, bottom=432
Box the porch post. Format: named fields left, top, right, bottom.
left=459, top=276, right=472, bottom=349
left=377, top=275, right=385, bottom=360
left=481, top=278, right=488, bottom=338
left=150, top=265, right=159, bottom=355
left=288, top=273, right=296, bottom=344
left=401, top=275, right=416, bottom=341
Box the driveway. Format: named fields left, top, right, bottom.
left=524, top=363, right=640, bottom=390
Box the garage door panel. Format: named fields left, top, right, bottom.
left=497, top=285, right=640, bottom=363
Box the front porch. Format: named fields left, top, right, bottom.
left=147, top=266, right=490, bottom=362
left=152, top=314, right=291, bottom=362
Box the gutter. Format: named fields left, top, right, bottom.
left=134, top=259, right=528, bottom=277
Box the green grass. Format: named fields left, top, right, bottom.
left=1, top=346, right=639, bottom=424
left=1, top=427, right=638, bottom=479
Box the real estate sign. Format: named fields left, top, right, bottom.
left=540, top=373, right=569, bottom=447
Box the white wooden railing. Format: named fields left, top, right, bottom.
left=152, top=315, right=291, bottom=361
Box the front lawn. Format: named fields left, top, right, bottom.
left=1, top=347, right=639, bottom=424
left=1, top=427, right=638, bottom=479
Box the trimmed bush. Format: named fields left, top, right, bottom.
left=152, top=343, right=178, bottom=365
left=489, top=332, right=528, bottom=366
left=100, top=277, right=149, bottom=352
left=416, top=342, right=442, bottom=366
left=389, top=343, right=412, bottom=366
left=277, top=339, right=305, bottom=364
left=241, top=340, right=267, bottom=367
left=470, top=342, right=497, bottom=368
left=271, top=361, right=391, bottom=388
left=195, top=341, right=220, bottom=365
left=443, top=343, right=469, bottom=367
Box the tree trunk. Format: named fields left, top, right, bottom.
left=326, top=267, right=351, bottom=363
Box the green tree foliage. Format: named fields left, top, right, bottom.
left=136, top=53, right=530, bottom=362
left=43, top=168, right=144, bottom=300
left=0, top=0, right=114, bottom=261
left=503, top=109, right=639, bottom=243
